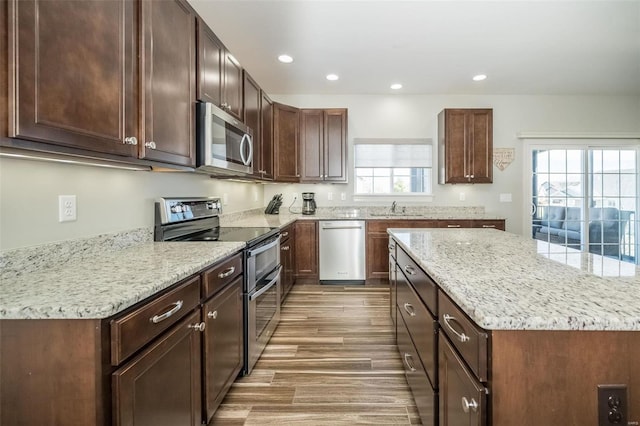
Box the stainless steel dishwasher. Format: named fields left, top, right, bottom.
left=319, top=220, right=366, bottom=284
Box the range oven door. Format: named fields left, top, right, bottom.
left=246, top=234, right=280, bottom=293
left=246, top=265, right=281, bottom=374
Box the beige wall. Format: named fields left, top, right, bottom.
left=0, top=157, right=264, bottom=250
left=266, top=94, right=640, bottom=236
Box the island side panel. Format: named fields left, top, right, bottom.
left=491, top=330, right=640, bottom=425
left=1, top=319, right=109, bottom=426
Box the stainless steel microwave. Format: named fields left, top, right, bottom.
left=196, top=102, right=253, bottom=176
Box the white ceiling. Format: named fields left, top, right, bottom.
left=188, top=0, right=640, bottom=96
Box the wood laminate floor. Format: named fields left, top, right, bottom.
left=211, top=284, right=420, bottom=425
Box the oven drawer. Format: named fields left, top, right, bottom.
left=110, top=275, right=201, bottom=365
left=438, top=291, right=488, bottom=382
left=397, top=275, right=437, bottom=388
left=397, top=246, right=437, bottom=316
left=397, top=309, right=437, bottom=426
left=202, top=252, right=243, bottom=298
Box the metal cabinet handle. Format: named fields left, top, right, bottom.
left=145, top=141, right=156, bottom=149
left=447, top=224, right=461, bottom=228
left=482, top=224, right=496, bottom=228
left=443, top=314, right=470, bottom=342
left=403, top=302, right=416, bottom=317
left=188, top=322, right=206, bottom=332
left=462, top=397, right=479, bottom=413
left=281, top=246, right=290, bottom=251
left=281, top=231, right=289, bottom=237
left=150, top=300, right=183, bottom=323
left=217, top=266, right=235, bottom=279
left=123, top=136, right=138, bottom=145
left=207, top=310, right=218, bottom=319
left=403, top=353, right=416, bottom=372
left=388, top=244, right=395, bottom=251
left=404, top=265, right=416, bottom=275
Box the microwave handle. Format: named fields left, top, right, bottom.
left=240, top=133, right=253, bottom=166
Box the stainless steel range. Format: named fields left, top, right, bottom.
left=154, top=197, right=281, bottom=374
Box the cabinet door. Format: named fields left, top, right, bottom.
left=300, top=109, right=324, bottom=182
left=439, top=335, right=487, bottom=426
left=140, top=0, right=196, bottom=167
left=273, top=103, right=300, bottom=182
left=196, top=19, right=223, bottom=105
left=243, top=71, right=262, bottom=178
left=324, top=109, right=348, bottom=182
left=260, top=91, right=274, bottom=180
left=9, top=0, right=137, bottom=156
left=467, top=110, right=492, bottom=184
left=202, top=277, right=243, bottom=422
left=223, top=51, right=243, bottom=120
left=280, top=235, right=294, bottom=302
left=113, top=310, right=202, bottom=426
left=294, top=220, right=318, bottom=281
left=366, top=231, right=392, bottom=282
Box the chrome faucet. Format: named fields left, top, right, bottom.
left=391, top=201, right=397, bottom=213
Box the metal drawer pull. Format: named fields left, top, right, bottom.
left=443, top=314, right=470, bottom=342
left=281, top=246, right=290, bottom=251
left=462, top=397, right=479, bottom=413
left=388, top=244, right=395, bottom=251
left=123, top=136, right=138, bottom=145
left=403, top=353, right=417, bottom=372
left=207, top=310, right=218, bottom=319
left=150, top=300, right=183, bottom=323
left=145, top=141, right=156, bottom=149
left=217, top=266, right=235, bottom=279
left=482, top=224, right=496, bottom=228
left=188, top=322, right=206, bottom=332
left=404, top=265, right=416, bottom=275
left=281, top=231, right=289, bottom=237
left=447, top=224, right=461, bottom=228
left=403, top=303, right=416, bottom=317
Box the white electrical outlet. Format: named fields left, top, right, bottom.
left=222, top=193, right=228, bottom=205
left=459, top=192, right=466, bottom=201
left=340, top=192, right=346, bottom=201
left=500, top=193, right=513, bottom=202
left=328, top=192, right=333, bottom=201
left=58, top=195, right=77, bottom=222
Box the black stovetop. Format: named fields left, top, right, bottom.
left=177, top=226, right=278, bottom=246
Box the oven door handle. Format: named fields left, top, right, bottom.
left=249, top=265, right=282, bottom=302
left=247, top=235, right=281, bottom=258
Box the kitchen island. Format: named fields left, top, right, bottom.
left=388, top=228, right=640, bottom=426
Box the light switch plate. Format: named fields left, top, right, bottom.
left=500, top=193, right=512, bottom=202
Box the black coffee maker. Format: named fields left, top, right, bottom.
left=301, top=192, right=317, bottom=215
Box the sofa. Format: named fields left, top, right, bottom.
left=534, top=206, right=633, bottom=257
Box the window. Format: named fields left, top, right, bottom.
left=354, top=138, right=432, bottom=195
left=527, top=141, right=639, bottom=265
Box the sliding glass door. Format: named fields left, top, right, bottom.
left=530, top=144, right=638, bottom=265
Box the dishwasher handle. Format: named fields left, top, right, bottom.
left=321, top=222, right=364, bottom=230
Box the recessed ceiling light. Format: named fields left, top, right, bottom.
left=473, top=74, right=487, bottom=81
left=278, top=54, right=293, bottom=64
left=390, top=83, right=403, bottom=90
left=326, top=74, right=339, bottom=81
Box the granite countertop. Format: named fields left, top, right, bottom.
left=388, top=228, right=640, bottom=331
left=0, top=241, right=244, bottom=320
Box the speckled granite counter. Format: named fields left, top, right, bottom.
left=0, top=241, right=244, bottom=319
left=388, top=228, right=640, bottom=331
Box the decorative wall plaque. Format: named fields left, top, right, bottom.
left=493, top=148, right=515, bottom=171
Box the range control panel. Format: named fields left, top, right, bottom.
left=156, top=197, right=222, bottom=224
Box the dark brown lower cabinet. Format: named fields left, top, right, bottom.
left=294, top=220, right=318, bottom=283
left=202, top=277, right=243, bottom=422
left=439, top=334, right=487, bottom=426
left=112, top=310, right=203, bottom=426
left=397, top=309, right=437, bottom=426
left=280, top=224, right=296, bottom=302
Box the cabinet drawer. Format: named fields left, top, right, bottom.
left=397, top=247, right=437, bottom=316
left=397, top=310, right=437, bottom=426
left=202, top=252, right=243, bottom=299
left=473, top=220, right=505, bottom=231
left=439, top=334, right=487, bottom=426
left=438, top=220, right=473, bottom=228
left=388, top=237, right=397, bottom=260
left=438, top=292, right=489, bottom=382
left=111, top=275, right=201, bottom=365
left=280, top=224, right=294, bottom=240
left=397, top=276, right=437, bottom=388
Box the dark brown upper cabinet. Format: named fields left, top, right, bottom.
left=139, top=0, right=196, bottom=167
left=243, top=71, right=262, bottom=178
left=438, top=108, right=493, bottom=184
left=273, top=102, right=300, bottom=182
left=196, top=19, right=243, bottom=121
left=8, top=0, right=138, bottom=157
left=300, top=108, right=348, bottom=183
left=259, top=91, right=275, bottom=180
